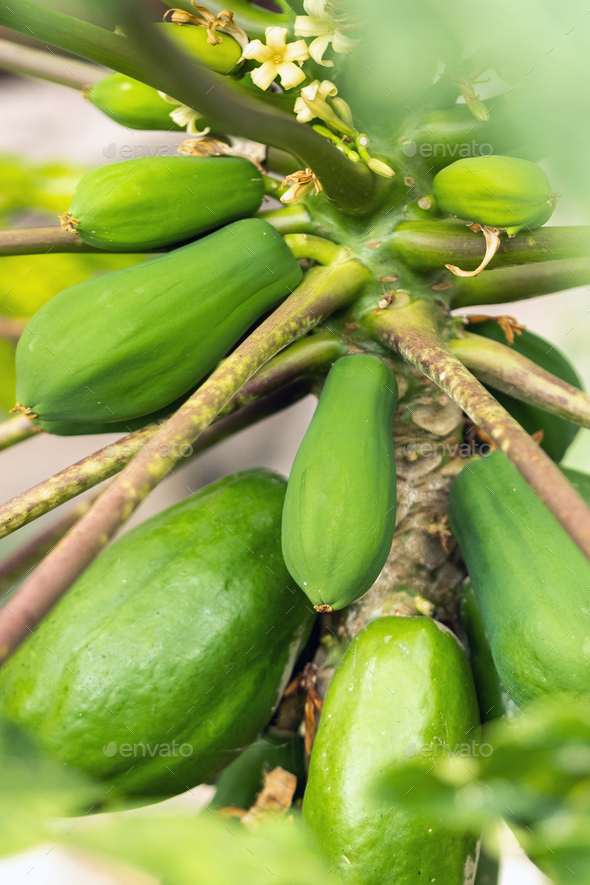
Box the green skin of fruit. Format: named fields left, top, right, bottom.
left=158, top=21, right=242, bottom=75
left=211, top=730, right=306, bottom=810
left=303, top=616, right=480, bottom=885
left=468, top=320, right=583, bottom=462
left=460, top=581, right=519, bottom=722
left=433, top=155, right=554, bottom=234
left=85, top=73, right=186, bottom=131
left=449, top=451, right=590, bottom=707
left=281, top=354, right=398, bottom=611
left=0, top=469, right=315, bottom=797
left=66, top=156, right=264, bottom=251
left=16, top=219, right=302, bottom=426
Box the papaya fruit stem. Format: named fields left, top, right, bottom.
left=0, top=316, right=27, bottom=345
left=0, top=414, right=42, bottom=453
left=450, top=256, right=590, bottom=309
left=0, top=261, right=367, bottom=659
left=449, top=332, right=590, bottom=431
left=283, top=234, right=348, bottom=265
left=0, top=226, right=115, bottom=257
left=365, top=299, right=590, bottom=561
left=445, top=226, right=501, bottom=277
left=0, top=35, right=103, bottom=90
left=256, top=204, right=317, bottom=236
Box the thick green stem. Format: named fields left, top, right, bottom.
left=451, top=258, right=590, bottom=309
left=0, top=0, right=377, bottom=214
left=256, top=205, right=317, bottom=236
left=449, top=333, right=590, bottom=429
left=391, top=222, right=590, bottom=274
left=365, top=300, right=590, bottom=560
left=0, top=323, right=353, bottom=542
left=284, top=234, right=349, bottom=265
left=0, top=263, right=366, bottom=663
left=0, top=415, right=42, bottom=452
left=0, top=36, right=103, bottom=88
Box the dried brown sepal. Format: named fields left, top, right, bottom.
left=59, top=213, right=79, bottom=235
left=280, top=168, right=322, bottom=204
left=240, top=767, right=297, bottom=829
left=446, top=226, right=501, bottom=278
left=9, top=403, right=37, bottom=419
left=467, top=313, right=526, bottom=346
left=215, top=805, right=247, bottom=818
left=162, top=4, right=248, bottom=50
left=531, top=429, right=545, bottom=445
left=314, top=603, right=332, bottom=612
left=283, top=663, right=324, bottom=753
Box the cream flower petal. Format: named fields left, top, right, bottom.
left=242, top=39, right=273, bottom=62
left=303, top=0, right=329, bottom=18
left=332, top=31, right=359, bottom=54
left=295, top=96, right=315, bottom=122
left=300, top=79, right=320, bottom=101
left=309, top=33, right=334, bottom=66
left=318, top=79, right=338, bottom=98
left=294, top=16, right=329, bottom=38
left=264, top=26, right=288, bottom=54
left=276, top=61, right=307, bottom=90
left=250, top=60, right=281, bottom=91
left=282, top=39, right=310, bottom=64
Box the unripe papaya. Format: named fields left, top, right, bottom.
left=211, top=729, right=306, bottom=811
left=282, top=355, right=397, bottom=611
left=303, top=616, right=480, bottom=885
left=449, top=451, right=590, bottom=707
left=0, top=469, right=315, bottom=797
left=16, top=219, right=302, bottom=427
left=84, top=73, right=185, bottom=131
left=157, top=22, right=242, bottom=74
left=468, top=319, right=583, bottom=462
left=62, top=156, right=264, bottom=251
left=433, top=156, right=556, bottom=235
left=460, top=581, right=519, bottom=722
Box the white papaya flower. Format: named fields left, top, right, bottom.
left=295, top=0, right=359, bottom=67
left=243, top=27, right=309, bottom=91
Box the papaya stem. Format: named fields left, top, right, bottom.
left=391, top=222, right=590, bottom=274
left=449, top=332, right=590, bottom=430
left=0, top=316, right=27, bottom=344
left=0, top=324, right=354, bottom=542
left=256, top=205, right=317, bottom=236
left=0, top=227, right=120, bottom=256
left=0, top=0, right=377, bottom=215
left=0, top=415, right=42, bottom=453
left=450, top=257, right=590, bottom=309
left=365, top=300, right=590, bottom=560
left=283, top=234, right=349, bottom=265
left=0, top=36, right=104, bottom=89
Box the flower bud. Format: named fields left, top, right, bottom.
left=367, top=157, right=395, bottom=178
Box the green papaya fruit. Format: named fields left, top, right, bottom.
left=303, top=616, right=480, bottom=884
left=282, top=355, right=397, bottom=611
left=62, top=156, right=264, bottom=251
left=158, top=21, right=242, bottom=75
left=84, top=73, right=185, bottom=131
left=449, top=451, right=590, bottom=707
left=460, top=581, right=519, bottom=722
left=211, top=729, right=306, bottom=810
left=433, top=156, right=556, bottom=235
left=468, top=319, right=583, bottom=462
left=16, top=219, right=302, bottom=427
left=0, top=469, right=315, bottom=798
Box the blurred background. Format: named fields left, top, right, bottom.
left=1, top=6, right=589, bottom=879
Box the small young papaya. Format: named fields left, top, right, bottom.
left=303, top=616, right=480, bottom=885
left=433, top=156, right=556, bottom=235
left=157, top=21, right=242, bottom=75
left=449, top=451, right=590, bottom=707
left=15, top=219, right=302, bottom=427
left=282, top=354, right=397, bottom=611
left=460, top=581, right=519, bottom=722
left=468, top=319, right=583, bottom=462
left=61, top=155, right=264, bottom=251
left=0, top=469, right=315, bottom=797
left=84, top=73, right=186, bottom=131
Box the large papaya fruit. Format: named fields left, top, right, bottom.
left=15, top=219, right=302, bottom=428
left=0, top=469, right=315, bottom=797
left=433, top=156, right=556, bottom=235
left=467, top=319, right=583, bottom=462
left=303, top=616, right=480, bottom=884
left=84, top=73, right=185, bottom=131
left=61, top=156, right=264, bottom=251
left=282, top=354, right=397, bottom=612
left=449, top=451, right=590, bottom=707
left=460, top=581, right=518, bottom=722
